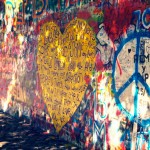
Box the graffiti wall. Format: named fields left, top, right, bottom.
left=0, top=0, right=150, bottom=149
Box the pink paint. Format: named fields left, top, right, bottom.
left=26, top=53, right=34, bottom=72
left=0, top=78, right=10, bottom=98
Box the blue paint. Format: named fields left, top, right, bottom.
left=117, top=74, right=134, bottom=96
left=6, top=1, right=14, bottom=8
left=112, top=31, right=150, bottom=127
left=120, top=129, right=131, bottom=142
left=94, top=120, right=106, bottom=149
left=133, top=10, right=141, bottom=32
left=35, top=0, right=47, bottom=16
left=136, top=129, right=149, bottom=149
left=134, top=37, right=140, bottom=118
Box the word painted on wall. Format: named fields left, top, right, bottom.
left=16, top=0, right=93, bottom=25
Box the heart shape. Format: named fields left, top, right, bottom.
left=37, top=19, right=96, bottom=132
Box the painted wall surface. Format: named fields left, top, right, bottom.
left=0, top=0, right=150, bottom=149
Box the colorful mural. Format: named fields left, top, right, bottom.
left=0, top=0, right=149, bottom=149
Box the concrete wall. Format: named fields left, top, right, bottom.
left=0, top=0, right=150, bottom=149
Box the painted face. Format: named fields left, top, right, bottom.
left=5, top=0, right=22, bottom=18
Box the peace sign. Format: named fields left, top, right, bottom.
left=112, top=31, right=150, bottom=127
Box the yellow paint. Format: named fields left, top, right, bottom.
left=37, top=19, right=96, bottom=132
left=18, top=34, right=24, bottom=44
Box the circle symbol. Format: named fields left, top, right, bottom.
left=112, top=32, right=150, bottom=127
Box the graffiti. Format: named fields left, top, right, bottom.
left=0, top=54, right=16, bottom=99
left=0, top=78, right=10, bottom=98
left=104, top=1, right=146, bottom=42
left=112, top=17, right=150, bottom=125
left=111, top=7, right=150, bottom=150
left=0, top=55, right=15, bottom=74
left=13, top=0, right=94, bottom=25
left=133, top=8, right=150, bottom=31
left=93, top=71, right=112, bottom=149
left=142, top=8, right=150, bottom=29
left=0, top=0, right=149, bottom=149
left=37, top=18, right=96, bottom=132
left=96, top=24, right=113, bottom=70
left=59, top=85, right=95, bottom=148
left=4, top=0, right=22, bottom=40
left=0, top=1, right=5, bottom=29
left=25, top=33, right=37, bottom=72
left=36, top=0, right=93, bottom=13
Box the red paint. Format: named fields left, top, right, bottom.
left=65, top=0, right=69, bottom=7
left=73, top=122, right=78, bottom=128
left=120, top=142, right=126, bottom=150
left=93, top=8, right=102, bottom=15
left=95, top=52, right=104, bottom=71
left=36, top=14, right=53, bottom=34
left=70, top=0, right=78, bottom=5
left=84, top=75, right=91, bottom=85
left=142, top=143, right=146, bottom=150
left=97, top=73, right=103, bottom=82
left=113, top=38, right=122, bottom=75
left=89, top=20, right=99, bottom=33
left=77, top=11, right=91, bottom=20
left=77, top=11, right=99, bottom=33
left=58, top=0, right=61, bottom=10
left=116, top=110, right=121, bottom=116
left=85, top=90, right=91, bottom=99
left=96, top=104, right=104, bottom=115
left=94, top=0, right=101, bottom=6
left=146, top=14, right=150, bottom=23
left=104, top=1, right=146, bottom=42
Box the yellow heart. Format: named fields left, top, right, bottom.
left=37, top=19, right=96, bottom=132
